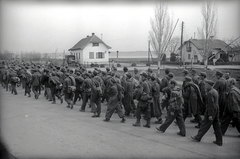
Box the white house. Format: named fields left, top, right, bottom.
left=68, top=33, right=111, bottom=65
left=178, top=39, right=231, bottom=63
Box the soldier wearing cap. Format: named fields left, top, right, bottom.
left=133, top=71, right=152, bottom=128
left=213, top=70, right=227, bottom=119
left=182, top=76, right=203, bottom=128
left=160, top=72, right=174, bottom=111
left=133, top=68, right=140, bottom=81
left=182, top=69, right=189, bottom=88
left=156, top=79, right=186, bottom=137
left=91, top=70, right=104, bottom=117
left=191, top=80, right=223, bottom=146
left=63, top=72, right=76, bottom=109
left=198, top=72, right=208, bottom=117
left=31, top=69, right=41, bottom=99
left=41, top=68, right=52, bottom=101
left=49, top=72, right=63, bottom=104
left=191, top=69, right=199, bottom=85
left=80, top=72, right=92, bottom=112
left=150, top=73, right=163, bottom=124
left=103, top=78, right=126, bottom=123
left=221, top=78, right=240, bottom=136
left=73, top=72, right=84, bottom=105
left=121, top=72, right=135, bottom=116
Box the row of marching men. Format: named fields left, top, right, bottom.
left=0, top=62, right=239, bottom=146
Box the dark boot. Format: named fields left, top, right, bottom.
left=133, top=118, right=141, bottom=127
left=143, top=119, right=151, bottom=128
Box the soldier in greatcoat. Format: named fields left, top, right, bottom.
left=191, top=80, right=223, bottom=146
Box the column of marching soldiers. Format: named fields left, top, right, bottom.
left=0, top=61, right=240, bottom=147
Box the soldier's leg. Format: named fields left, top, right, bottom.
left=159, top=111, right=176, bottom=132
left=220, top=113, right=232, bottom=135
left=212, top=117, right=223, bottom=144
left=176, top=111, right=186, bottom=135
left=51, top=88, right=56, bottom=103
left=194, top=117, right=213, bottom=141
left=95, top=97, right=101, bottom=115
left=105, top=103, right=116, bottom=120
left=80, top=92, right=87, bottom=111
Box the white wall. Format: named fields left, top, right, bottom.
left=69, top=43, right=109, bottom=64
left=82, top=43, right=109, bottom=65
left=182, top=43, right=203, bottom=63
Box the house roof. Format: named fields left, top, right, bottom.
left=69, top=34, right=111, bottom=51
left=181, top=39, right=231, bottom=52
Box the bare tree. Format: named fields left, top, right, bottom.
left=198, top=0, right=218, bottom=69
left=168, top=37, right=180, bottom=54
left=149, top=2, right=173, bottom=76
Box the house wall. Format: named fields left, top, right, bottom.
left=182, top=43, right=203, bottom=63
left=70, top=43, right=109, bottom=64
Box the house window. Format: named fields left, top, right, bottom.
left=186, top=41, right=191, bottom=52
left=96, top=52, right=104, bottom=59
left=188, top=54, right=191, bottom=59
left=92, top=43, right=99, bottom=47
left=89, top=52, right=94, bottom=59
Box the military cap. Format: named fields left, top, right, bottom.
left=147, top=68, right=153, bottom=73
left=140, top=71, right=148, bottom=78
left=123, top=66, right=128, bottom=71
left=56, top=66, right=60, bottom=70
left=169, top=79, right=178, bottom=85
left=134, top=68, right=138, bottom=71
left=115, top=72, right=120, bottom=78
left=106, top=67, right=110, bottom=71
left=200, top=72, right=207, bottom=77
left=88, top=70, right=92, bottom=74
left=185, top=76, right=192, bottom=82
left=215, top=70, right=223, bottom=76
left=205, top=80, right=215, bottom=86
left=165, top=68, right=170, bottom=74
left=182, top=69, right=189, bottom=74
left=93, top=70, right=98, bottom=76
left=167, top=72, right=174, bottom=78
left=150, top=73, right=157, bottom=80
left=126, top=72, right=132, bottom=79
left=76, top=72, right=81, bottom=76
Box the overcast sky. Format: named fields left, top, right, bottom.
left=0, top=0, right=239, bottom=54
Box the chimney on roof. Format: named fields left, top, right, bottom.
left=92, top=33, right=95, bottom=36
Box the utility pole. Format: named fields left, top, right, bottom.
left=148, top=40, right=150, bottom=66
left=117, top=51, right=119, bottom=64
left=180, top=21, right=184, bottom=67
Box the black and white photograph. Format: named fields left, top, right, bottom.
left=0, top=0, right=240, bottom=158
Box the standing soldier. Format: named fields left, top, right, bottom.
left=41, top=69, right=52, bottom=101
left=91, top=71, right=102, bottom=117
left=49, top=72, right=63, bottom=104
left=191, top=69, right=199, bottom=85
left=182, top=69, right=191, bottom=118
left=198, top=72, right=208, bottom=116
left=9, top=68, right=19, bottom=95
left=160, top=72, right=174, bottom=111
left=133, top=72, right=152, bottom=128
left=150, top=73, right=163, bottom=124
left=73, top=72, right=84, bottom=105
left=191, top=80, right=223, bottom=146
left=24, top=67, right=32, bottom=97
left=122, top=72, right=135, bottom=116
left=79, top=73, right=92, bottom=112
left=221, top=78, right=240, bottom=136
left=63, top=73, right=76, bottom=109
left=182, top=76, right=203, bottom=128
left=156, top=79, right=186, bottom=137
left=103, top=78, right=126, bottom=123
left=213, top=70, right=227, bottom=119
left=133, top=68, right=140, bottom=81
left=31, top=69, right=41, bottom=99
